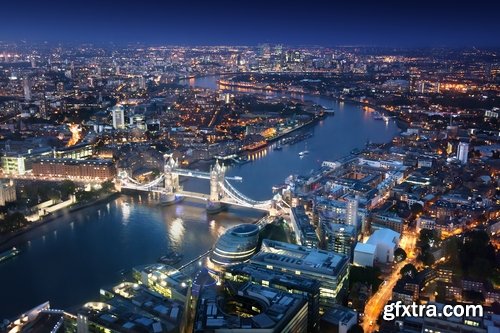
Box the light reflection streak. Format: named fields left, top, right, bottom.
left=169, top=218, right=185, bottom=245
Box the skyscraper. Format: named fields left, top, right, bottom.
left=457, top=142, right=469, bottom=164
left=23, top=77, right=31, bottom=101
left=112, top=105, right=125, bottom=129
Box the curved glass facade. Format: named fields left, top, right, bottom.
left=210, top=224, right=260, bottom=268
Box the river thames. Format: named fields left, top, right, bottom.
left=0, top=76, right=399, bottom=318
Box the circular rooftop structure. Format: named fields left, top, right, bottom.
left=210, top=224, right=260, bottom=269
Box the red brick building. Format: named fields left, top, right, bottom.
left=33, top=158, right=116, bottom=180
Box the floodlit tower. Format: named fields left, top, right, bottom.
left=457, top=142, right=469, bottom=164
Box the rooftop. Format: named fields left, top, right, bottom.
left=366, top=228, right=400, bottom=246
left=252, top=239, right=349, bottom=277
left=354, top=242, right=377, bottom=255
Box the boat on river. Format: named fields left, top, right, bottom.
left=0, top=247, right=20, bottom=263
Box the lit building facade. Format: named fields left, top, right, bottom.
left=209, top=224, right=260, bottom=270
left=251, top=240, right=349, bottom=312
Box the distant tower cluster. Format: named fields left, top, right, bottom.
left=457, top=142, right=469, bottom=164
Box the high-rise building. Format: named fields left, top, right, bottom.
left=457, top=142, right=469, bottom=164
left=111, top=105, right=125, bottom=129
left=23, top=77, right=31, bottom=101
left=324, top=223, right=356, bottom=259
left=290, top=206, right=320, bottom=248
left=346, top=197, right=358, bottom=228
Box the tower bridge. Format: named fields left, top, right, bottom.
left=119, top=154, right=276, bottom=212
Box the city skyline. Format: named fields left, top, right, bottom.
left=1, top=0, right=499, bottom=47
left=0, top=2, right=498, bottom=332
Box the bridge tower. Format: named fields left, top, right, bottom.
left=162, top=154, right=179, bottom=204
left=208, top=160, right=225, bottom=213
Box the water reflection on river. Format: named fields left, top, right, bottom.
left=0, top=75, right=399, bottom=318
left=0, top=195, right=261, bottom=318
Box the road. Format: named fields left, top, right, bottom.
left=361, top=230, right=417, bottom=332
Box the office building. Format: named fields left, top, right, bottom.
left=54, top=143, right=93, bottom=160
left=209, top=224, right=260, bottom=270
left=133, top=264, right=191, bottom=303
left=1, top=147, right=53, bottom=175
left=77, top=288, right=183, bottom=333
left=290, top=206, right=319, bottom=248
left=251, top=240, right=349, bottom=311
left=224, top=263, right=321, bottom=332
left=320, top=305, right=358, bottom=333
left=323, top=223, right=356, bottom=259
left=194, top=282, right=309, bottom=333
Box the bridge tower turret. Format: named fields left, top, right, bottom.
left=162, top=154, right=179, bottom=204
left=208, top=160, right=225, bottom=213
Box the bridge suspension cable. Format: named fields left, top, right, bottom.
left=220, top=179, right=272, bottom=208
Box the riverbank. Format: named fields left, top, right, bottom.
left=199, top=75, right=408, bottom=131
left=0, top=192, right=120, bottom=252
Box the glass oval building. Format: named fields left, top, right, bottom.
left=210, top=224, right=260, bottom=269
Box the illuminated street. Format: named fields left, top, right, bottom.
left=362, top=230, right=417, bottom=332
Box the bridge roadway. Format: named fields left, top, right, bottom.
left=119, top=169, right=271, bottom=210
left=174, top=168, right=242, bottom=181
left=176, top=190, right=271, bottom=211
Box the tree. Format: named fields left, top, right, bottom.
left=418, top=229, right=436, bottom=247
left=419, top=251, right=435, bottom=266
left=59, top=180, right=76, bottom=199
left=349, top=266, right=383, bottom=292
left=0, top=212, right=28, bottom=234
left=410, top=203, right=423, bottom=215
left=400, top=263, right=418, bottom=278
left=394, top=248, right=407, bottom=262
left=101, top=180, right=115, bottom=193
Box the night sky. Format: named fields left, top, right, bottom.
left=1, top=0, right=499, bottom=47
